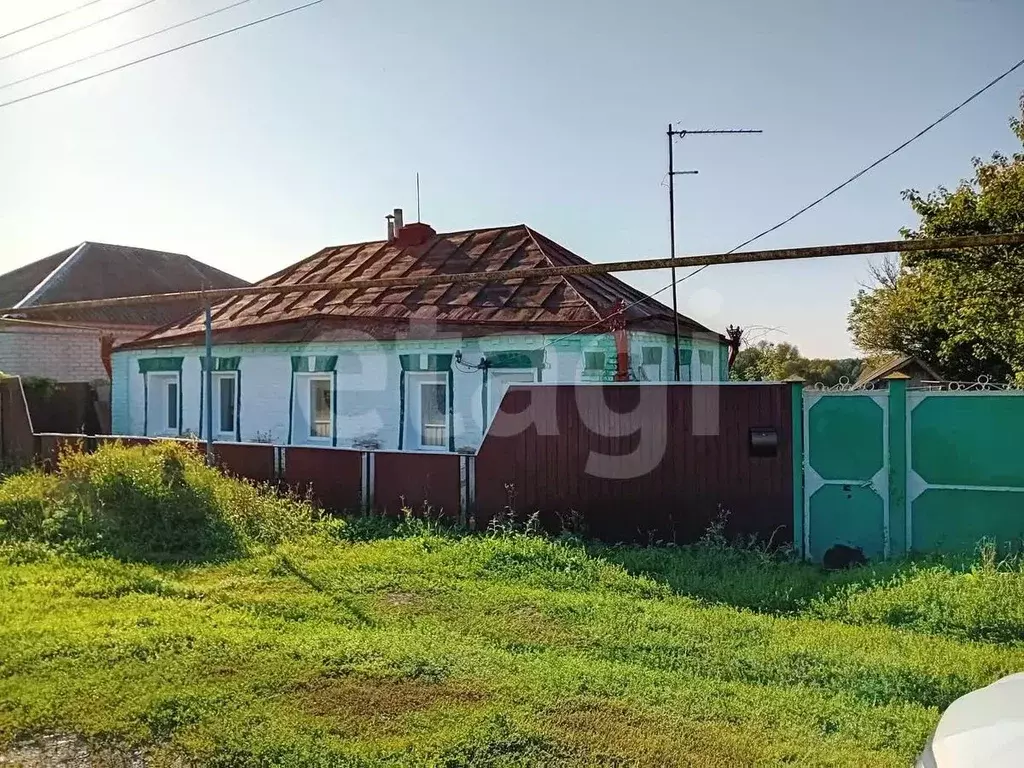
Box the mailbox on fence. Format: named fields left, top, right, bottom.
left=749, top=428, right=779, bottom=457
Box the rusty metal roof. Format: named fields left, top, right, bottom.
left=1, top=242, right=248, bottom=328
left=129, top=225, right=721, bottom=348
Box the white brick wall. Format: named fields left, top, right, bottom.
left=112, top=332, right=728, bottom=450
left=0, top=325, right=141, bottom=382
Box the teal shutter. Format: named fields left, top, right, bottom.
left=291, top=355, right=338, bottom=373
left=679, top=349, right=692, bottom=382
left=400, top=354, right=453, bottom=372
left=486, top=350, right=544, bottom=369
left=583, top=351, right=606, bottom=371
left=200, top=356, right=241, bottom=372
left=138, top=357, right=183, bottom=373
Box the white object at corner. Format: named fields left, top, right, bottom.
left=918, top=673, right=1024, bottom=767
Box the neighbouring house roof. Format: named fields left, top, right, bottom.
left=853, top=354, right=942, bottom=389
left=0, top=242, right=248, bottom=328
left=125, top=225, right=723, bottom=349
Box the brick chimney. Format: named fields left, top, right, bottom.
left=394, top=221, right=437, bottom=248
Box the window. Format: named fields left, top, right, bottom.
left=165, top=380, right=179, bottom=431
left=217, top=376, right=236, bottom=434
left=641, top=347, right=662, bottom=381
left=678, top=349, right=692, bottom=382
left=583, top=351, right=606, bottom=372
left=420, top=381, right=447, bottom=447
left=309, top=378, right=332, bottom=438
left=145, top=373, right=180, bottom=436
left=698, top=349, right=714, bottom=381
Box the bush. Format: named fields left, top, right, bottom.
left=0, top=442, right=319, bottom=560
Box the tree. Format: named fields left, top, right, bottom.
left=731, top=341, right=801, bottom=381
left=849, top=95, right=1024, bottom=382
left=730, top=340, right=862, bottom=386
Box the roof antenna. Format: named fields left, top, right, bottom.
left=416, top=172, right=421, bottom=222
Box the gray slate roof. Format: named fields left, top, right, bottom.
left=0, top=242, right=247, bottom=327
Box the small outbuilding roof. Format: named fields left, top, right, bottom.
left=0, top=242, right=247, bottom=328
left=852, top=353, right=942, bottom=389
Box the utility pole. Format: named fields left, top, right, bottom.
left=667, top=124, right=761, bottom=380
left=204, top=297, right=214, bottom=465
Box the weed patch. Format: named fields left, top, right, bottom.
left=0, top=442, right=318, bottom=561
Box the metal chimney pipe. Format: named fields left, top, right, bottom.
left=393, top=207, right=404, bottom=233
left=386, top=215, right=395, bottom=241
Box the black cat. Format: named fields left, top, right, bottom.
left=822, top=544, right=867, bottom=571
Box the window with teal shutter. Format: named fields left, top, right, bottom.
left=583, top=351, right=606, bottom=371
left=678, top=348, right=692, bottom=382
left=698, top=349, right=714, bottom=381
left=641, top=346, right=663, bottom=381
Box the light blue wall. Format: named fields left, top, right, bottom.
left=111, top=332, right=729, bottom=449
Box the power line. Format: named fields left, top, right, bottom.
left=0, top=0, right=106, bottom=42
left=0, top=0, right=260, bottom=94
left=0, top=0, right=161, bottom=64
left=0, top=0, right=325, bottom=112
left=542, top=52, right=1024, bottom=351
left=726, top=54, right=1024, bottom=255
left=4, top=233, right=1024, bottom=317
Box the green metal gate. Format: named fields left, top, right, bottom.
left=800, top=379, right=1024, bottom=561
left=907, top=390, right=1024, bottom=551
left=803, top=390, right=889, bottom=561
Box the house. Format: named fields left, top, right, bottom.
left=0, top=242, right=248, bottom=383
left=852, top=354, right=942, bottom=390
left=111, top=216, right=730, bottom=452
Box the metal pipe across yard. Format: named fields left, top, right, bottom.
left=3, top=232, right=1023, bottom=316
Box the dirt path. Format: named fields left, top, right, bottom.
left=0, top=735, right=149, bottom=768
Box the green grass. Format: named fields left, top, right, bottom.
left=2, top=445, right=1024, bottom=765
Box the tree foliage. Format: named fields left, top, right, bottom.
left=849, top=96, right=1024, bottom=382
left=731, top=340, right=862, bottom=386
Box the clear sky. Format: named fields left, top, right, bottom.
left=1, top=0, right=1022, bottom=356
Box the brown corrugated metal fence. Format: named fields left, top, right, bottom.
left=474, top=384, right=793, bottom=544
left=372, top=451, right=462, bottom=519
left=16, top=384, right=795, bottom=544
left=281, top=446, right=363, bottom=513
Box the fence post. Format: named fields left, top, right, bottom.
left=359, top=452, right=375, bottom=514
left=886, top=373, right=909, bottom=558
left=459, top=455, right=468, bottom=526
left=360, top=452, right=369, bottom=514
left=785, top=376, right=806, bottom=559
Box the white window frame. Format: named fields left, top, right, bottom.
left=291, top=373, right=334, bottom=445
left=213, top=372, right=238, bottom=439
left=147, top=373, right=180, bottom=436
left=488, top=368, right=537, bottom=425
left=419, top=380, right=448, bottom=450
left=405, top=371, right=449, bottom=452
left=308, top=375, right=333, bottom=441
left=164, top=378, right=179, bottom=433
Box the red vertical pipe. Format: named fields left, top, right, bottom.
left=614, top=325, right=629, bottom=381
